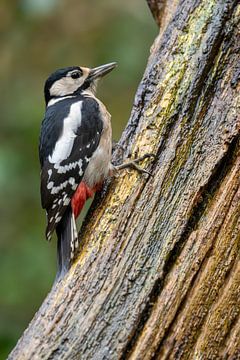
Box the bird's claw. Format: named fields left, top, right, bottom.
left=114, top=153, right=156, bottom=176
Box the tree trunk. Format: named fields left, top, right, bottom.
left=9, top=1, right=240, bottom=359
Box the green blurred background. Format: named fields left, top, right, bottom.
left=0, top=0, right=156, bottom=357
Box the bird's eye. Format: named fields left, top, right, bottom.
left=71, top=71, right=81, bottom=79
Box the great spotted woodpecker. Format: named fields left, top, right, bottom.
left=39, top=63, right=153, bottom=280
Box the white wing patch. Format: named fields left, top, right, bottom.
left=48, top=101, right=83, bottom=164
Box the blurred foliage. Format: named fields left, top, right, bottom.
left=0, top=0, right=156, bottom=357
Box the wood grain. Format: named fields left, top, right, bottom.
left=9, top=1, right=240, bottom=359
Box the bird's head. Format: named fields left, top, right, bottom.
left=44, top=62, right=117, bottom=105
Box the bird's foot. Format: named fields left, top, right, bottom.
left=113, top=153, right=156, bottom=176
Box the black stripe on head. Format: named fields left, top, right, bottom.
left=44, top=66, right=80, bottom=104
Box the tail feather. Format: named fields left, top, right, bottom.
left=71, top=211, right=79, bottom=258
left=55, top=206, right=78, bottom=281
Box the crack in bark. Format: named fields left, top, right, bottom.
left=82, top=3, right=240, bottom=356
left=121, top=134, right=240, bottom=359
left=159, top=202, right=240, bottom=359
left=163, top=134, right=239, bottom=274
left=8, top=1, right=240, bottom=358
left=205, top=256, right=240, bottom=354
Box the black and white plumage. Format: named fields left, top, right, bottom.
left=39, top=63, right=117, bottom=279
left=40, top=96, right=103, bottom=238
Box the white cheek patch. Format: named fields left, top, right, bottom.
left=49, top=71, right=89, bottom=98
left=50, top=78, right=76, bottom=97
left=49, top=78, right=80, bottom=97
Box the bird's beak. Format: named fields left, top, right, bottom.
left=88, top=62, right=117, bottom=80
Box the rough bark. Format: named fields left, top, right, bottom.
left=147, top=0, right=179, bottom=30
left=9, top=0, right=240, bottom=359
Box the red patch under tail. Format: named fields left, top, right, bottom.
left=71, top=182, right=95, bottom=218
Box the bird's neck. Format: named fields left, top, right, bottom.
left=45, top=80, right=98, bottom=106
left=46, top=89, right=98, bottom=108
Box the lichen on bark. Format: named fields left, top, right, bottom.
left=8, top=1, right=240, bottom=359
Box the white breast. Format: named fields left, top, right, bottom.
left=83, top=101, right=112, bottom=188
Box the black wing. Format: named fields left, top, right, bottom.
left=39, top=96, right=103, bottom=240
